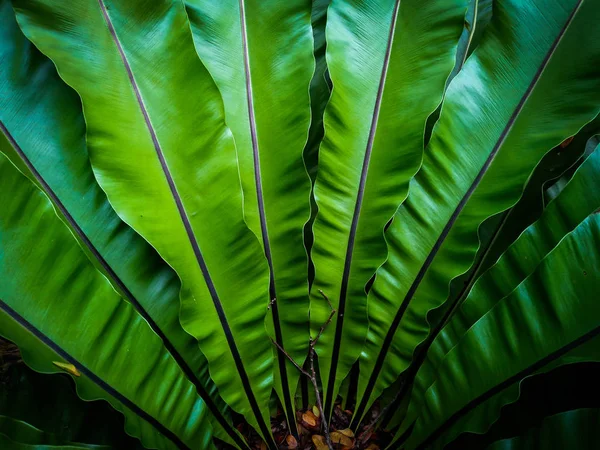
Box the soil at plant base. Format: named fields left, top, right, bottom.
left=233, top=403, right=393, bottom=450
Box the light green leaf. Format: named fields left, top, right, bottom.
left=185, top=0, right=314, bottom=428
left=304, top=0, right=332, bottom=294
left=0, top=1, right=239, bottom=444
left=0, top=154, right=212, bottom=450
left=424, top=0, right=494, bottom=145
left=310, top=0, right=468, bottom=415
left=12, top=0, right=275, bottom=443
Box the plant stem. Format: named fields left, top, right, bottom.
left=308, top=342, right=333, bottom=450
left=271, top=290, right=336, bottom=450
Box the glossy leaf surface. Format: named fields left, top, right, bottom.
left=12, top=0, right=274, bottom=442
left=0, top=0, right=599, bottom=447
left=400, top=142, right=600, bottom=444
left=400, top=338, right=600, bottom=449
left=448, top=142, right=600, bottom=347
left=0, top=2, right=239, bottom=443
left=403, top=214, right=600, bottom=448
left=435, top=119, right=599, bottom=343
left=356, top=0, right=600, bottom=422
left=398, top=137, right=600, bottom=431
left=304, top=0, right=332, bottom=294
left=0, top=154, right=212, bottom=450
left=423, top=0, right=493, bottom=146
left=468, top=0, right=493, bottom=57
left=185, top=0, right=314, bottom=426
left=472, top=119, right=600, bottom=280
left=310, top=0, right=468, bottom=414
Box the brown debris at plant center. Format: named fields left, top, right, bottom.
left=232, top=403, right=392, bottom=450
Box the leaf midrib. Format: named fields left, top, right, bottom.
left=355, top=0, right=586, bottom=422
left=323, top=0, right=403, bottom=416
left=414, top=322, right=600, bottom=449
left=237, top=0, right=297, bottom=437
left=0, top=120, right=248, bottom=449
left=96, top=0, right=272, bottom=446
left=0, top=299, right=191, bottom=450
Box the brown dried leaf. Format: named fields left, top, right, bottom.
left=311, top=435, right=329, bottom=450
left=330, top=431, right=353, bottom=447
left=366, top=445, right=379, bottom=450
left=338, top=428, right=354, bottom=438
left=286, top=434, right=298, bottom=449
left=302, top=411, right=318, bottom=428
